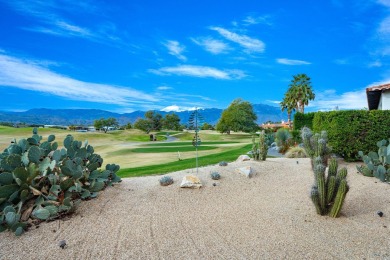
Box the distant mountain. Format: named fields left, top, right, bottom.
left=0, top=104, right=288, bottom=126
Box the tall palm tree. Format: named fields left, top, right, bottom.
left=287, top=74, right=315, bottom=113
left=280, top=91, right=296, bottom=128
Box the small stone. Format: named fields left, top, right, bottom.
left=296, top=161, right=299, bottom=164
left=213, top=183, right=216, bottom=186
left=377, top=211, right=384, bottom=217
left=236, top=166, right=253, bottom=178
left=59, top=240, right=67, bottom=249
left=236, top=155, right=251, bottom=162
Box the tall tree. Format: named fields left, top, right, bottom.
left=216, top=98, right=258, bottom=134
left=286, top=73, right=315, bottom=113
left=162, top=113, right=181, bottom=130
left=94, top=118, right=119, bottom=133
left=280, top=91, right=296, bottom=128
left=145, top=110, right=163, bottom=131
left=134, top=118, right=152, bottom=133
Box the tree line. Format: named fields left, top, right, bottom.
left=94, top=73, right=315, bottom=134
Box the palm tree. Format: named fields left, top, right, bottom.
left=287, top=74, right=315, bottom=113
left=280, top=92, right=296, bottom=128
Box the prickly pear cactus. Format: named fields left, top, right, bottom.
left=0, top=128, right=121, bottom=236
left=357, top=139, right=390, bottom=183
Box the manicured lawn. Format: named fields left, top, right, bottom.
left=143, top=141, right=238, bottom=147
left=117, top=144, right=253, bottom=177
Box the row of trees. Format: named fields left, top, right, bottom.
left=133, top=111, right=181, bottom=133
left=94, top=73, right=315, bottom=134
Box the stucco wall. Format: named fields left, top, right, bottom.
left=379, top=90, right=390, bottom=110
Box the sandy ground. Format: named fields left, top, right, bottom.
left=1, top=158, right=390, bottom=260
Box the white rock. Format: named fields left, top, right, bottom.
left=180, top=175, right=202, bottom=188
left=236, top=166, right=253, bottom=178
left=236, top=155, right=251, bottom=162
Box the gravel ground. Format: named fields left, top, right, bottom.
left=1, top=158, right=389, bottom=260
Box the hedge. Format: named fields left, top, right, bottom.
left=293, top=112, right=315, bottom=130
left=313, top=110, right=390, bottom=161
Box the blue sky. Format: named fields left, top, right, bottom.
left=1, top=0, right=390, bottom=114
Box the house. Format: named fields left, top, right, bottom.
left=366, top=83, right=390, bottom=110
left=261, top=120, right=290, bottom=130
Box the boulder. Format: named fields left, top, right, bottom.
left=236, top=155, right=251, bottom=162
left=180, top=175, right=202, bottom=188
left=236, top=166, right=253, bottom=178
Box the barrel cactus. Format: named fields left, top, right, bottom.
left=210, top=171, right=221, bottom=180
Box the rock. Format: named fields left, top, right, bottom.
left=236, top=155, right=251, bottom=162
left=236, top=166, right=253, bottom=178
left=377, top=211, right=384, bottom=217
left=59, top=240, right=67, bottom=249
left=180, top=175, right=202, bottom=188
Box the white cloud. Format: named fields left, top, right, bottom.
left=150, top=65, right=246, bottom=79
left=368, top=60, right=382, bottom=67
left=0, top=53, right=157, bottom=106
left=192, top=37, right=231, bottom=54
left=243, top=15, right=272, bottom=26
left=378, top=0, right=390, bottom=7
left=157, top=86, right=172, bottom=90
left=210, top=26, right=265, bottom=53
left=310, top=89, right=367, bottom=110
left=276, top=58, right=311, bottom=65
left=164, top=40, right=187, bottom=61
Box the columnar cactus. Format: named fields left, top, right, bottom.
left=303, top=129, right=349, bottom=218
left=251, top=131, right=268, bottom=161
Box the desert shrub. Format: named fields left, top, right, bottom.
left=159, top=176, right=174, bottom=186
left=313, top=110, right=390, bottom=161
left=290, top=130, right=302, bottom=144
left=251, top=131, right=268, bottom=161
left=285, top=146, right=307, bottom=158
left=275, top=128, right=291, bottom=154
left=0, top=128, right=121, bottom=236
left=210, top=172, right=221, bottom=180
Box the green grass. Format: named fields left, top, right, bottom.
left=108, top=145, right=218, bottom=156
left=142, top=141, right=238, bottom=147
left=117, top=144, right=252, bottom=177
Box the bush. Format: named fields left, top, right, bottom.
left=313, top=110, right=390, bottom=161
left=294, top=112, right=315, bottom=131
left=285, top=146, right=307, bottom=158
left=275, top=128, right=292, bottom=154
left=0, top=128, right=121, bottom=236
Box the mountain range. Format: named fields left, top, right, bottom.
left=0, top=104, right=288, bottom=126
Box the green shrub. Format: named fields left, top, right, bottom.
left=0, top=128, right=121, bottom=236
left=275, top=128, right=291, bottom=154
left=313, top=110, right=390, bottom=161
left=294, top=112, right=315, bottom=131
left=290, top=130, right=301, bottom=144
